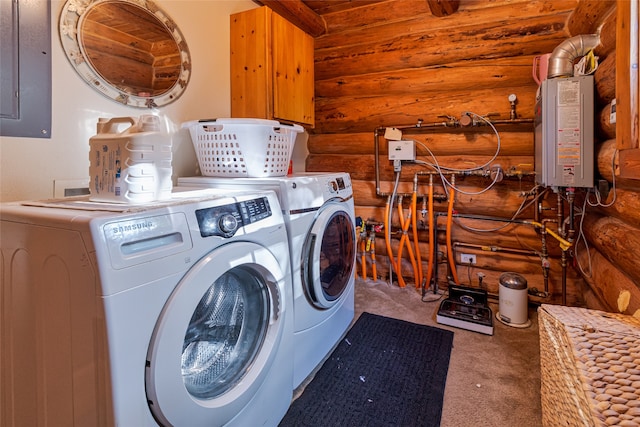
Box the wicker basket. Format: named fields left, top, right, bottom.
left=538, top=304, right=640, bottom=427
left=183, top=118, right=303, bottom=178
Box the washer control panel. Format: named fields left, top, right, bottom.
left=326, top=175, right=349, bottom=195
left=196, top=197, right=271, bottom=238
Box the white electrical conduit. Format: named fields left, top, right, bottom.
left=384, top=171, right=403, bottom=286
left=575, top=148, right=618, bottom=279
left=454, top=184, right=548, bottom=233
left=413, top=112, right=503, bottom=196
left=574, top=195, right=593, bottom=278
left=588, top=148, right=618, bottom=208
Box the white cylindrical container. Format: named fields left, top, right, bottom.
left=89, top=115, right=173, bottom=204
left=497, top=272, right=531, bottom=328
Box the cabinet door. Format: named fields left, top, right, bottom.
left=230, top=7, right=271, bottom=120
left=271, top=12, right=315, bottom=126
left=230, top=6, right=314, bottom=127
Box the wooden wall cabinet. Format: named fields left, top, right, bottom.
left=230, top=6, right=314, bottom=127
left=616, top=0, right=639, bottom=180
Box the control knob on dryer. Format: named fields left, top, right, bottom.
left=218, top=214, right=238, bottom=235
left=328, top=180, right=338, bottom=193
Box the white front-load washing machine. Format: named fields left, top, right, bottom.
left=0, top=190, right=293, bottom=426
left=178, top=173, right=356, bottom=388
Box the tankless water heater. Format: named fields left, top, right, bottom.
left=534, top=75, right=594, bottom=188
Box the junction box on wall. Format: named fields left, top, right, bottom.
left=534, top=75, right=595, bottom=188
left=388, top=140, right=416, bottom=161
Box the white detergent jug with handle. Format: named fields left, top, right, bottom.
left=89, top=115, right=173, bottom=204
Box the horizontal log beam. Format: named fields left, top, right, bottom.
left=576, top=246, right=640, bottom=316
left=321, top=0, right=574, bottom=35
left=582, top=212, right=640, bottom=286
left=596, top=6, right=617, bottom=59
left=306, top=153, right=535, bottom=180
left=255, top=0, right=327, bottom=36
left=308, top=131, right=534, bottom=156
left=594, top=51, right=616, bottom=107
left=597, top=101, right=616, bottom=141
left=315, top=57, right=539, bottom=98
left=593, top=187, right=640, bottom=238
left=426, top=0, right=459, bottom=17
left=315, top=14, right=570, bottom=80
left=595, top=140, right=640, bottom=189
left=596, top=138, right=618, bottom=182
left=314, top=86, right=537, bottom=133
left=566, top=0, right=616, bottom=36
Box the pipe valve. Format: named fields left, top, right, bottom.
left=459, top=112, right=473, bottom=127
left=490, top=165, right=504, bottom=183
left=508, top=94, right=517, bottom=119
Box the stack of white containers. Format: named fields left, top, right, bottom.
left=89, top=115, right=173, bottom=203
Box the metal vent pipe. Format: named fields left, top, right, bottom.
left=547, top=34, right=600, bottom=79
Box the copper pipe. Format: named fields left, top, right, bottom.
left=452, top=242, right=539, bottom=258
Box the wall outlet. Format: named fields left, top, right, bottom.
left=53, top=179, right=90, bottom=198
left=460, top=253, right=476, bottom=264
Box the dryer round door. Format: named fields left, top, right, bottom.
left=302, top=203, right=356, bottom=309
left=145, top=241, right=286, bottom=427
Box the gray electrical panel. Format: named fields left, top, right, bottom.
left=534, top=75, right=594, bottom=188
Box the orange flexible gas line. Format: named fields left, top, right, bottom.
left=404, top=208, right=418, bottom=287
left=370, top=232, right=377, bottom=281
left=395, top=197, right=408, bottom=288
left=425, top=176, right=435, bottom=290
left=397, top=197, right=418, bottom=288
left=361, top=233, right=367, bottom=280
left=411, top=189, right=423, bottom=289
left=446, top=178, right=460, bottom=284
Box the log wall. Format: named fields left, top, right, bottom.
left=306, top=0, right=638, bottom=311
left=576, top=2, right=640, bottom=317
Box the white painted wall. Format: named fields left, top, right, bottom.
left=0, top=0, right=263, bottom=202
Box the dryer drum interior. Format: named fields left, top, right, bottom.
left=181, top=265, right=269, bottom=399
left=305, top=209, right=356, bottom=305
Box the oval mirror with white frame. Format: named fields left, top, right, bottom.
left=59, top=0, right=191, bottom=108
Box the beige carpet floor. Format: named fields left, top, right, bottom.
left=293, top=278, right=542, bottom=427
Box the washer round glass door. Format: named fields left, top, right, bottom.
left=302, top=204, right=356, bottom=309
left=145, top=242, right=285, bottom=427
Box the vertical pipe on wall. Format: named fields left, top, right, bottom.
left=566, top=187, right=576, bottom=242
left=446, top=175, right=459, bottom=285
left=557, top=191, right=565, bottom=236
left=412, top=175, right=423, bottom=288
left=425, top=175, right=435, bottom=294
left=384, top=196, right=396, bottom=285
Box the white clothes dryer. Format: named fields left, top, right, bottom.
left=178, top=173, right=356, bottom=388
left=0, top=190, right=293, bottom=426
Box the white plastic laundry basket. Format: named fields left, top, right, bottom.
left=183, top=118, right=303, bottom=178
